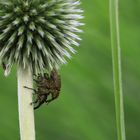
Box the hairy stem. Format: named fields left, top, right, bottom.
left=17, top=66, right=36, bottom=140
left=109, top=0, right=126, bottom=140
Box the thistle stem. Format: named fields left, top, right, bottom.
left=17, top=66, right=36, bottom=140
left=109, top=0, right=126, bottom=140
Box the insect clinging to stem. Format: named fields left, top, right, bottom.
left=24, top=69, right=61, bottom=110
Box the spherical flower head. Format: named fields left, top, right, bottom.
left=0, top=0, right=83, bottom=75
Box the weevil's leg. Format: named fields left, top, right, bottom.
left=45, top=98, right=54, bottom=104
left=45, top=97, right=53, bottom=103
left=34, top=104, right=41, bottom=110
left=45, top=101, right=49, bottom=105
left=30, top=98, right=38, bottom=105
left=45, top=99, right=52, bottom=105
left=34, top=102, right=43, bottom=110
left=33, top=95, right=44, bottom=109
left=24, top=86, right=37, bottom=93
left=45, top=92, right=59, bottom=104
left=24, top=86, right=34, bottom=91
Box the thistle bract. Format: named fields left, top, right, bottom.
left=0, top=0, right=83, bottom=75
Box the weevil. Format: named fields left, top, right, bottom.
left=24, top=69, right=61, bottom=110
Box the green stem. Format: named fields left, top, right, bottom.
left=109, top=0, right=126, bottom=140
left=17, top=66, right=36, bottom=140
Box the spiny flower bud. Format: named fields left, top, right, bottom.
left=0, top=0, right=83, bottom=75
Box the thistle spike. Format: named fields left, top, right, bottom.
left=0, top=0, right=83, bottom=75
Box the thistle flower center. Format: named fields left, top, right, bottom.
left=13, top=2, right=38, bottom=25
left=0, top=0, right=83, bottom=75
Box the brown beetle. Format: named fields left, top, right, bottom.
left=24, top=69, right=61, bottom=110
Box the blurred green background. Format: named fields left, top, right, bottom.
left=0, top=0, right=140, bottom=139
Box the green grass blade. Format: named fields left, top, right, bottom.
left=109, top=0, right=126, bottom=140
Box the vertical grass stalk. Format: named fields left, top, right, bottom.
left=109, top=0, right=126, bottom=140
left=17, top=66, right=35, bottom=140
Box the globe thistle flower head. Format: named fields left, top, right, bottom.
left=0, top=0, right=84, bottom=75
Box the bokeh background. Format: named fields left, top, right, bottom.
left=0, top=0, right=140, bottom=140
